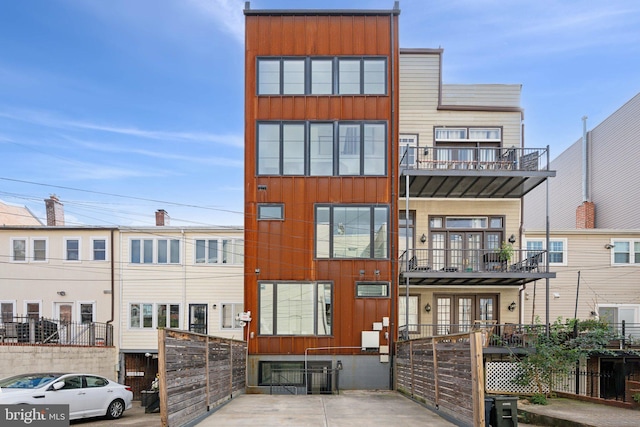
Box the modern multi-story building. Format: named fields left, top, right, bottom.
left=397, top=48, right=555, bottom=345
left=243, top=4, right=400, bottom=390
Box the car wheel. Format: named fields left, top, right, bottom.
left=106, top=399, right=125, bottom=419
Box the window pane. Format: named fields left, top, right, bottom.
left=143, top=240, right=153, bottom=263
left=222, top=240, right=231, bottom=264
left=235, top=240, right=244, bottom=264
left=13, top=240, right=26, bottom=261
left=259, top=283, right=274, bottom=335
left=549, top=241, right=564, bottom=263
left=195, top=240, right=206, bottom=263
left=258, top=59, right=280, bottom=94
left=208, top=240, right=218, bottom=263
left=356, top=283, right=389, bottom=297
left=67, top=240, right=79, bottom=261
left=333, top=207, right=370, bottom=258
left=338, top=124, right=360, bottom=175
left=315, top=207, right=330, bottom=258
left=276, top=283, right=314, bottom=335
left=435, top=128, right=467, bottom=140
left=282, top=60, right=305, bottom=94
left=1, top=303, right=13, bottom=323
left=311, top=59, right=332, bottom=94
left=373, top=207, right=388, bottom=258
left=170, top=305, right=179, bottom=328
left=283, top=124, right=305, bottom=175
left=310, top=123, right=334, bottom=176
left=363, top=124, right=386, bottom=175
left=258, top=123, right=280, bottom=175
left=158, top=305, right=167, bottom=328
left=170, top=240, right=180, bottom=263
left=131, top=240, right=140, bottom=263
left=614, top=242, right=630, bottom=264
left=338, top=59, right=360, bottom=94
left=93, top=240, right=106, bottom=261
left=317, top=283, right=332, bottom=335
left=635, top=242, right=640, bottom=264
left=33, top=239, right=46, bottom=261
left=259, top=205, right=283, bottom=220
left=143, top=304, right=153, bottom=328
left=469, top=128, right=501, bottom=140
left=130, top=304, right=140, bottom=328
left=27, top=303, right=39, bottom=319
left=222, top=304, right=234, bottom=328
left=157, top=240, right=168, bottom=264
left=363, top=59, right=385, bottom=94
left=80, top=304, right=93, bottom=324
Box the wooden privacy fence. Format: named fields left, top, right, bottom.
left=158, top=329, right=247, bottom=427
left=396, top=331, right=485, bottom=427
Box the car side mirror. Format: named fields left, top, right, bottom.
left=52, top=381, right=65, bottom=391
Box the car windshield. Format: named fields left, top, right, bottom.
left=0, top=374, right=60, bottom=389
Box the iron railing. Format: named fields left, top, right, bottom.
left=264, top=368, right=340, bottom=395
left=0, top=316, right=113, bottom=347
left=551, top=368, right=640, bottom=401
left=399, top=249, right=547, bottom=274
left=399, top=145, right=549, bottom=172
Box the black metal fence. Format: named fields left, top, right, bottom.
left=552, top=369, right=638, bottom=402
left=0, top=316, right=113, bottom=346
left=265, top=368, right=341, bottom=395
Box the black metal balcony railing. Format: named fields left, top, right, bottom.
left=399, top=146, right=549, bottom=172
left=400, top=248, right=547, bottom=274
left=0, top=316, right=113, bottom=347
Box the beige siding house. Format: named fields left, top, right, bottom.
left=398, top=48, right=554, bottom=342
left=524, top=92, right=640, bottom=331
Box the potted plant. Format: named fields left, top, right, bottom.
left=498, top=241, right=514, bottom=262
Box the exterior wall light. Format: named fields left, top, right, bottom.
left=420, top=234, right=427, bottom=243
left=508, top=301, right=516, bottom=311
left=424, top=303, right=431, bottom=313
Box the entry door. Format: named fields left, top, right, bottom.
left=436, top=295, right=497, bottom=334
left=55, top=303, right=73, bottom=344
left=189, top=304, right=207, bottom=334
left=448, top=232, right=482, bottom=271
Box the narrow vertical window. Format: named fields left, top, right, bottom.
left=282, top=59, right=305, bottom=94
left=12, top=239, right=26, bottom=262
left=33, top=239, right=46, bottom=261
left=364, top=123, right=386, bottom=175
left=363, top=59, right=385, bottom=94
left=311, top=59, right=333, bottom=94
left=338, top=59, right=361, bottom=94
left=282, top=124, right=305, bottom=175
left=338, top=124, right=361, bottom=175
left=257, top=123, right=281, bottom=175
left=257, top=59, right=280, bottom=94
left=309, top=123, right=334, bottom=176
left=66, top=239, right=79, bottom=261
left=93, top=239, right=106, bottom=261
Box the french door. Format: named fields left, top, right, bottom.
left=435, top=294, right=496, bottom=334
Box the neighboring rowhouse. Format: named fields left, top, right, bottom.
left=118, top=210, right=244, bottom=398
left=523, top=93, right=640, bottom=396
left=398, top=48, right=555, bottom=347
left=243, top=4, right=400, bottom=390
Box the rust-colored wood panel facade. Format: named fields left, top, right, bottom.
left=245, top=10, right=400, bottom=358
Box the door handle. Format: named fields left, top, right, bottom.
left=33, top=395, right=45, bottom=399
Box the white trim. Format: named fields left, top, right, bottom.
left=30, top=237, right=48, bottom=263
left=610, top=238, right=640, bottom=266
left=523, top=238, right=568, bottom=266
left=0, top=300, right=17, bottom=324
left=23, top=299, right=42, bottom=318
left=10, top=237, right=28, bottom=263
left=63, top=236, right=82, bottom=262
left=90, top=236, right=109, bottom=262
left=78, top=301, right=96, bottom=323
left=193, top=237, right=244, bottom=265
left=220, top=302, right=244, bottom=330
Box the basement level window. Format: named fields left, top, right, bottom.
left=356, top=283, right=389, bottom=298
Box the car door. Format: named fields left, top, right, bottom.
left=42, top=375, right=85, bottom=419
left=82, top=375, right=111, bottom=417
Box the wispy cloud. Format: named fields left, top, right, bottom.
left=187, top=0, right=245, bottom=44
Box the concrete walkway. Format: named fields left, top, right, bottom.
left=195, top=390, right=458, bottom=427
left=518, top=397, right=640, bottom=427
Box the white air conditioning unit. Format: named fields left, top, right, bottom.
left=361, top=331, right=379, bottom=350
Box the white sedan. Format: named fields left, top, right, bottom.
left=0, top=373, right=133, bottom=420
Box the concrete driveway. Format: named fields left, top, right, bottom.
left=196, top=390, right=459, bottom=427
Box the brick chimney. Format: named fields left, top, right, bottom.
left=576, top=201, right=595, bottom=229
left=45, top=194, right=65, bottom=226
left=155, top=209, right=170, bottom=226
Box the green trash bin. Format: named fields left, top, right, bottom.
left=491, top=395, right=518, bottom=427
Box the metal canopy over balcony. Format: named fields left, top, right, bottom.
left=400, top=270, right=554, bottom=287
left=399, top=146, right=555, bottom=199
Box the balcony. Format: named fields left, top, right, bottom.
left=399, top=248, right=555, bottom=286
left=399, top=146, right=555, bottom=198
left=0, top=316, right=113, bottom=347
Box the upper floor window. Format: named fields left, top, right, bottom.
left=195, top=238, right=244, bottom=265
left=315, top=205, right=389, bottom=259
left=356, top=282, right=390, bottom=298
left=92, top=238, right=107, bottom=261
left=11, top=238, right=26, bottom=262
left=257, top=57, right=387, bottom=96
left=258, top=204, right=284, bottom=220
left=32, top=239, right=47, bottom=262
left=131, top=239, right=153, bottom=264
left=259, top=282, right=332, bottom=336
left=435, top=127, right=501, bottom=142
left=257, top=121, right=387, bottom=176
left=157, top=239, right=180, bottom=264
left=65, top=238, right=80, bottom=261
left=130, top=238, right=180, bottom=264
left=611, top=240, right=640, bottom=265
left=525, top=239, right=566, bottom=266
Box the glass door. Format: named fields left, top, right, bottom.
left=189, top=304, right=207, bottom=334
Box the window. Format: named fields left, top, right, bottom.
left=157, top=239, right=180, bottom=264
left=257, top=57, right=386, bottom=95
left=221, top=303, right=244, bottom=329
left=32, top=239, right=47, bottom=262
left=356, top=283, right=389, bottom=298
left=195, top=238, right=244, bottom=264
left=157, top=304, right=180, bottom=328
left=399, top=210, right=415, bottom=259
left=11, top=238, right=26, bottom=262
left=435, top=127, right=501, bottom=141
left=611, top=240, right=640, bottom=265
left=259, top=282, right=332, bottom=336
left=315, top=205, right=389, bottom=259
left=525, top=238, right=566, bottom=266
left=130, top=239, right=153, bottom=264
left=129, top=303, right=153, bottom=328
left=85, top=376, right=108, bottom=388
left=80, top=303, right=94, bottom=324
left=399, top=134, right=418, bottom=168
left=1, top=302, right=14, bottom=323
left=398, top=295, right=418, bottom=333
left=257, top=121, right=387, bottom=176
left=189, top=304, right=207, bottom=334
left=258, top=204, right=284, bottom=220
left=65, top=238, right=80, bottom=261
left=92, top=239, right=106, bottom=261
left=26, top=302, right=40, bottom=320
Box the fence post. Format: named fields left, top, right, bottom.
left=158, top=329, right=168, bottom=427
left=470, top=331, right=485, bottom=427
left=205, top=336, right=210, bottom=410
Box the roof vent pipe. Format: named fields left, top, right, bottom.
left=582, top=115, right=589, bottom=202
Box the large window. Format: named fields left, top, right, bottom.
left=525, top=238, right=566, bottom=266
left=194, top=238, right=244, bottom=264
left=221, top=303, right=244, bottom=329
left=130, top=238, right=181, bottom=264
left=257, top=121, right=387, bottom=176
left=157, top=239, right=180, bottom=264
left=130, top=303, right=179, bottom=329
left=258, top=57, right=386, bottom=95
left=610, top=240, right=640, bottom=265
left=315, top=205, right=389, bottom=259
left=434, top=127, right=503, bottom=167
left=157, top=304, right=180, bottom=328
left=259, top=282, right=332, bottom=336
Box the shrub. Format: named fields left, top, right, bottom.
left=530, top=393, right=548, bottom=405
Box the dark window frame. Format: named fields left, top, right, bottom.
left=355, top=282, right=390, bottom=298
left=258, top=204, right=285, bottom=220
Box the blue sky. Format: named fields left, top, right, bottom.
left=1, top=0, right=639, bottom=226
